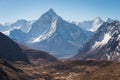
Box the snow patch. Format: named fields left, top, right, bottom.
left=91, top=33, right=111, bottom=50
left=32, top=17, right=58, bottom=43
left=90, top=23, right=102, bottom=32
left=2, top=31, right=10, bottom=35
left=106, top=54, right=110, bottom=60
left=1, top=26, right=20, bottom=36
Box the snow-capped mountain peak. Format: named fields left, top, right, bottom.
left=93, top=17, right=103, bottom=22
left=27, top=8, right=61, bottom=40
left=78, top=17, right=104, bottom=32
left=16, top=19, right=27, bottom=23
left=10, top=19, right=32, bottom=33
left=33, top=17, right=58, bottom=43
left=38, top=8, right=58, bottom=21
left=47, top=8, right=56, bottom=15
left=89, top=17, right=104, bottom=32
left=105, top=18, right=113, bottom=23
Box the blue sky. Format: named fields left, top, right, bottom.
left=0, top=0, right=120, bottom=23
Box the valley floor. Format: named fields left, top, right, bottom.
left=15, top=60, right=120, bottom=80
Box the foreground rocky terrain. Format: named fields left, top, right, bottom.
left=0, top=59, right=30, bottom=80
left=15, top=60, right=120, bottom=80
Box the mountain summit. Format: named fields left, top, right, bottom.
left=9, top=9, right=93, bottom=58
left=78, top=17, right=104, bottom=32
left=27, top=8, right=59, bottom=38
left=46, top=8, right=57, bottom=16
left=39, top=8, right=58, bottom=21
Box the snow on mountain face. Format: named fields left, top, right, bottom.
left=104, top=21, right=120, bottom=61
left=28, top=8, right=58, bottom=38
left=78, top=17, right=104, bottom=32
left=91, top=33, right=111, bottom=50
left=74, top=21, right=120, bottom=61
left=90, top=17, right=104, bottom=32
left=33, top=17, right=58, bottom=42
left=9, top=9, right=93, bottom=58
left=32, top=17, right=93, bottom=58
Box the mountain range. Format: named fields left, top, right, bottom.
left=1, top=8, right=120, bottom=80
left=1, top=9, right=94, bottom=58
left=77, top=17, right=104, bottom=32
left=73, top=20, right=120, bottom=61
left=0, top=8, right=118, bottom=60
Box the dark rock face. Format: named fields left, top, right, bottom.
left=0, top=32, right=29, bottom=63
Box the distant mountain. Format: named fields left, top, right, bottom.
left=28, top=8, right=58, bottom=38
left=10, top=19, right=33, bottom=33
left=0, top=24, right=11, bottom=35
left=0, top=32, right=29, bottom=63
left=105, top=18, right=114, bottom=23
left=9, top=9, right=93, bottom=58
left=10, top=29, right=28, bottom=42
left=0, top=19, right=33, bottom=35
left=73, top=21, right=120, bottom=61
left=78, top=17, right=104, bottom=32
